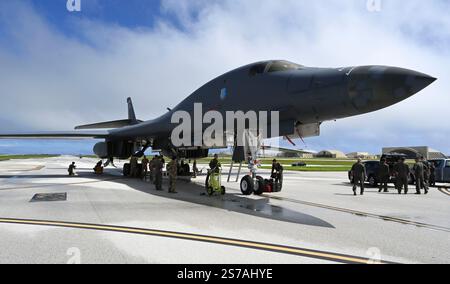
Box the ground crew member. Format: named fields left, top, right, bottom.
left=68, top=162, right=76, bottom=176
left=153, top=156, right=163, bottom=191
left=141, top=155, right=149, bottom=179
left=271, top=159, right=284, bottom=185
left=160, top=156, right=166, bottom=169
left=192, top=160, right=199, bottom=178
left=130, top=156, right=138, bottom=178
left=149, top=156, right=157, bottom=182
left=421, top=157, right=431, bottom=193
left=429, top=161, right=436, bottom=187
left=394, top=158, right=410, bottom=195
left=209, top=154, right=221, bottom=173
left=93, top=161, right=103, bottom=175
left=378, top=159, right=390, bottom=193
left=413, top=157, right=428, bottom=195
left=182, top=161, right=190, bottom=176
left=167, top=157, right=178, bottom=194
left=179, top=160, right=186, bottom=176
left=351, top=158, right=366, bottom=196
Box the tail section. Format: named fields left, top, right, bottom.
left=127, top=97, right=137, bottom=121
left=75, top=97, right=142, bottom=130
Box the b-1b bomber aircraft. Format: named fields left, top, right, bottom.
left=0, top=60, right=436, bottom=167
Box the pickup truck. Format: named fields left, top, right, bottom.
left=430, top=159, right=450, bottom=185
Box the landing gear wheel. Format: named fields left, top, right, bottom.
left=123, top=163, right=131, bottom=177
left=253, top=176, right=265, bottom=195
left=240, top=175, right=254, bottom=195
left=220, top=186, right=226, bottom=195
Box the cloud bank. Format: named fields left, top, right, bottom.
left=0, top=0, right=449, bottom=154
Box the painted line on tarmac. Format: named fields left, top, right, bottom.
left=0, top=217, right=395, bottom=264
left=438, top=187, right=450, bottom=197
left=263, top=195, right=450, bottom=233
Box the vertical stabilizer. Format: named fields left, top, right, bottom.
left=127, top=97, right=137, bottom=122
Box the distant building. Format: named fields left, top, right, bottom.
left=260, top=146, right=317, bottom=158
left=315, top=150, right=347, bottom=159
left=346, top=152, right=377, bottom=159
left=382, top=146, right=446, bottom=160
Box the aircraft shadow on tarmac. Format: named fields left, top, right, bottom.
left=0, top=172, right=122, bottom=191
left=1, top=168, right=334, bottom=228
left=101, top=170, right=335, bottom=229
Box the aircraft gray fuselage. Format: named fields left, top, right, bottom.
left=109, top=60, right=436, bottom=141
left=0, top=60, right=436, bottom=160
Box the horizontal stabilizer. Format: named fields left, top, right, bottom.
left=75, top=119, right=142, bottom=130
left=0, top=131, right=109, bottom=139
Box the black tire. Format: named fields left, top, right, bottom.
left=368, top=175, right=378, bottom=187
left=220, top=186, right=226, bottom=195
left=207, top=186, right=214, bottom=196
left=254, top=176, right=265, bottom=195
left=123, top=163, right=131, bottom=177
left=240, top=175, right=254, bottom=195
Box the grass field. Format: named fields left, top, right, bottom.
left=260, top=165, right=352, bottom=172
left=0, top=155, right=60, bottom=161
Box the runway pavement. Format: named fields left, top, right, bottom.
left=0, top=156, right=448, bottom=264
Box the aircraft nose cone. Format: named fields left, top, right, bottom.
left=348, top=66, right=436, bottom=112
left=384, top=67, right=436, bottom=99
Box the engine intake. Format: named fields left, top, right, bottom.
left=93, top=141, right=137, bottom=160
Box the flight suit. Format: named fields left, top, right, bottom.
left=141, top=157, right=149, bottom=179
left=413, top=162, right=428, bottom=194
left=429, top=163, right=436, bottom=187
left=271, top=163, right=284, bottom=185
left=193, top=160, right=198, bottom=178
left=153, top=158, right=163, bottom=191
left=351, top=162, right=366, bottom=195
left=149, top=158, right=156, bottom=182
left=423, top=161, right=430, bottom=193
left=378, top=163, right=390, bottom=193
left=130, top=157, right=138, bottom=178
left=167, top=160, right=178, bottom=193
left=209, top=158, right=221, bottom=173
left=394, top=162, right=410, bottom=194
left=68, top=164, right=76, bottom=176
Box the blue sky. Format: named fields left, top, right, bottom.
left=31, top=0, right=163, bottom=29
left=0, top=0, right=449, bottom=156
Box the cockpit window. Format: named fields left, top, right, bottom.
left=267, top=61, right=303, bottom=73
left=249, top=61, right=303, bottom=77
left=249, top=63, right=268, bottom=76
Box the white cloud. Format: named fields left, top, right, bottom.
left=0, top=0, right=449, bottom=154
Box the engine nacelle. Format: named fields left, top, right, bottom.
left=93, top=142, right=108, bottom=159
left=93, top=141, right=138, bottom=160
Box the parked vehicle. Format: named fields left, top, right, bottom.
left=430, top=159, right=450, bottom=184
left=348, top=153, right=414, bottom=187
left=291, top=162, right=307, bottom=167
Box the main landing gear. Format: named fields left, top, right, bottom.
left=240, top=174, right=283, bottom=196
